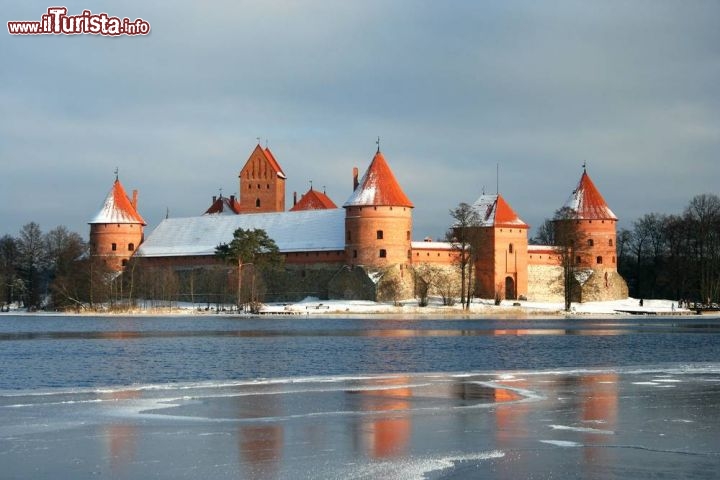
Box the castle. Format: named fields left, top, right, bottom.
left=89, top=143, right=628, bottom=303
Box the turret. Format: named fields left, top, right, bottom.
left=343, top=149, right=413, bottom=267
left=558, top=168, right=618, bottom=269
left=89, top=177, right=146, bottom=270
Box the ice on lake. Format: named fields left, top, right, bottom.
left=2, top=366, right=719, bottom=479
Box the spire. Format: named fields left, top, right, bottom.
left=343, top=150, right=413, bottom=208
left=89, top=177, right=146, bottom=225
left=563, top=169, right=617, bottom=220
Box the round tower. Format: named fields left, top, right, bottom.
left=343, top=149, right=413, bottom=267
left=89, top=177, right=146, bottom=271
left=553, top=167, right=629, bottom=302
left=561, top=168, right=618, bottom=270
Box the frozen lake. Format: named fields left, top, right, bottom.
left=1, top=314, right=719, bottom=478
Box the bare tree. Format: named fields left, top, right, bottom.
left=552, top=207, right=589, bottom=311
left=448, top=203, right=480, bottom=310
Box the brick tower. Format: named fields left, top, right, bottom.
left=239, top=144, right=286, bottom=213
left=89, top=176, right=146, bottom=270
left=343, top=148, right=413, bottom=267
left=555, top=167, right=628, bottom=301
left=471, top=194, right=529, bottom=300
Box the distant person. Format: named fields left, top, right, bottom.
left=639, top=299, right=644, bottom=307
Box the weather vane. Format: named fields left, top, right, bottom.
left=376, top=136, right=380, bottom=153
left=114, top=167, right=119, bottom=181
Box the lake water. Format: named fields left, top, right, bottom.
left=1, top=314, right=719, bottom=478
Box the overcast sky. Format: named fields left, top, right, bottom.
left=2, top=1, right=719, bottom=242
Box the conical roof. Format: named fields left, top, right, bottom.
left=471, top=194, right=528, bottom=228
left=343, top=151, right=413, bottom=208
left=563, top=170, right=617, bottom=220
left=89, top=179, right=146, bottom=225
left=290, top=187, right=337, bottom=211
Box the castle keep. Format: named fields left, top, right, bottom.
left=89, top=144, right=628, bottom=303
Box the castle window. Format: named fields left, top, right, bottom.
left=249, top=184, right=252, bottom=189
left=587, top=239, right=594, bottom=247
left=111, top=243, right=117, bottom=251
left=609, top=239, right=613, bottom=246
left=576, top=256, right=581, bottom=264
left=376, top=230, right=383, bottom=240
left=353, top=250, right=357, bottom=258
left=122, top=259, right=128, bottom=267
left=406, top=231, right=410, bottom=240
left=408, top=250, right=411, bottom=259
left=266, top=184, right=270, bottom=189
left=379, top=249, right=387, bottom=258
left=613, top=256, right=616, bottom=263
left=597, top=256, right=603, bottom=264
left=128, top=243, right=135, bottom=251
left=509, top=243, right=514, bottom=254
left=255, top=198, right=261, bottom=208
left=347, top=230, right=351, bottom=242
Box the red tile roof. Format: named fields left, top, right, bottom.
left=564, top=170, right=617, bottom=220
left=472, top=194, right=528, bottom=228
left=343, top=151, right=414, bottom=208
left=89, top=179, right=146, bottom=225
left=290, top=187, right=338, bottom=211
left=261, top=146, right=286, bottom=179
left=204, top=195, right=242, bottom=215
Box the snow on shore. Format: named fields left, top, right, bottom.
left=3, top=297, right=691, bottom=317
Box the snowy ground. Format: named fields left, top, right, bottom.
left=2, top=297, right=693, bottom=317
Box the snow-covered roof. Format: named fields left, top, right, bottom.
left=563, top=170, right=617, bottom=220
left=343, top=151, right=413, bottom=208
left=471, top=194, right=528, bottom=228
left=528, top=244, right=558, bottom=253
left=411, top=241, right=453, bottom=250
left=89, top=179, right=146, bottom=225
left=137, top=209, right=345, bottom=258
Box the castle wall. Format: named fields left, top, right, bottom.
left=568, top=219, right=618, bottom=269
left=345, top=206, right=412, bottom=267
left=527, top=264, right=565, bottom=302
left=411, top=246, right=457, bottom=265
left=90, top=223, right=144, bottom=271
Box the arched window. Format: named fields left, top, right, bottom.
left=508, top=243, right=514, bottom=254
left=597, top=256, right=603, bottom=264
left=576, top=256, right=581, bottom=264
left=255, top=198, right=261, bottom=208
left=128, top=243, right=135, bottom=251
left=587, top=239, right=594, bottom=247
left=376, top=230, right=384, bottom=240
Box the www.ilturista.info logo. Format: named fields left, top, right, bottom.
left=8, top=7, right=150, bottom=36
